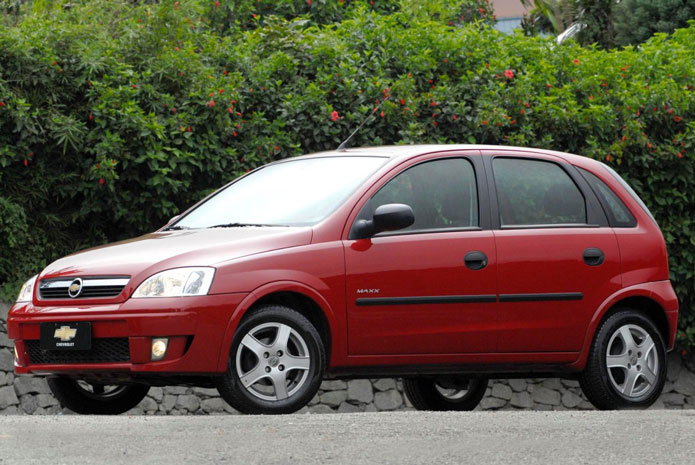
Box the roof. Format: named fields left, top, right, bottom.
left=296, top=144, right=591, bottom=166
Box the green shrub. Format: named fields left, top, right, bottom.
left=0, top=1, right=693, bottom=351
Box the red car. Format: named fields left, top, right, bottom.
left=8, top=145, right=678, bottom=414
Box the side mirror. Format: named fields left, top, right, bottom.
left=352, top=203, right=415, bottom=239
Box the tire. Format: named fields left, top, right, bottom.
left=47, top=377, right=150, bottom=415
left=216, top=305, right=326, bottom=414
left=579, top=309, right=667, bottom=410
left=403, top=377, right=488, bottom=411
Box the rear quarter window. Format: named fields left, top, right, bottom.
left=577, top=167, right=636, bottom=228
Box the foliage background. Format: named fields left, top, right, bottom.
left=0, top=0, right=693, bottom=347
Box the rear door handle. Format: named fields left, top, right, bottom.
left=464, top=251, right=488, bottom=270
left=583, top=248, right=605, bottom=266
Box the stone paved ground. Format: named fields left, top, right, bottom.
left=2, top=301, right=694, bottom=415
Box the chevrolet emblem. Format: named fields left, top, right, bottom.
left=54, top=326, right=77, bottom=342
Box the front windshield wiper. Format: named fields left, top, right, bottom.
left=163, top=225, right=190, bottom=231
left=208, top=222, right=289, bottom=228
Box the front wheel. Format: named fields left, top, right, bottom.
left=216, top=305, right=326, bottom=414
left=579, top=309, right=667, bottom=410
left=47, top=377, right=150, bottom=414
left=403, top=377, right=488, bottom=411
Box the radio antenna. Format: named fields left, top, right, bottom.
left=336, top=95, right=391, bottom=152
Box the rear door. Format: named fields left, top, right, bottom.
left=483, top=152, right=621, bottom=353
left=343, top=152, right=498, bottom=355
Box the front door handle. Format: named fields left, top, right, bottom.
left=583, top=248, right=605, bottom=266
left=464, top=251, right=488, bottom=270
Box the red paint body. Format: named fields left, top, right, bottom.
left=8, top=145, right=679, bottom=381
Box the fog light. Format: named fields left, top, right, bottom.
left=151, top=338, right=169, bottom=361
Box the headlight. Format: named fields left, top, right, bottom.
left=16, top=275, right=38, bottom=302
left=132, top=267, right=215, bottom=298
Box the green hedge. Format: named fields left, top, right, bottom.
left=0, top=1, right=693, bottom=349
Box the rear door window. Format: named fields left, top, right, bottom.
left=492, top=158, right=587, bottom=227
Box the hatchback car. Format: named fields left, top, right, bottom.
left=8, top=145, right=678, bottom=414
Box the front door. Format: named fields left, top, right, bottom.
left=344, top=155, right=498, bottom=355
left=487, top=154, right=622, bottom=353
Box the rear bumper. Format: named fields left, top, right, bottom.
left=8, top=293, right=246, bottom=375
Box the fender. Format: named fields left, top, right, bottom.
left=569, top=280, right=679, bottom=371
left=215, top=280, right=340, bottom=372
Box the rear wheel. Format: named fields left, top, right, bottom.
left=579, top=309, right=666, bottom=410
left=216, top=305, right=325, bottom=414
left=403, top=377, right=488, bottom=411
left=47, top=377, right=149, bottom=415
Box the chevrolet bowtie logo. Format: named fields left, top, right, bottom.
left=54, top=326, right=77, bottom=342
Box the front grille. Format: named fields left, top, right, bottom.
left=38, top=277, right=129, bottom=300
left=26, top=338, right=131, bottom=364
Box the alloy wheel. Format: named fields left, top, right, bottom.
left=235, top=322, right=311, bottom=401
left=605, top=324, right=659, bottom=399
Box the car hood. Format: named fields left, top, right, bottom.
left=39, top=227, right=313, bottom=285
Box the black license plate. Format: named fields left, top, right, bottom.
left=40, top=322, right=92, bottom=351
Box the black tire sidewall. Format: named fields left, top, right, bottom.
left=404, top=377, right=488, bottom=411
left=217, top=306, right=325, bottom=414
left=47, top=377, right=150, bottom=415
left=595, top=311, right=667, bottom=408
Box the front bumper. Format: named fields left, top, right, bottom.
left=8, top=293, right=246, bottom=375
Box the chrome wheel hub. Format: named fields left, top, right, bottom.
left=235, top=322, right=311, bottom=402
left=606, top=324, right=659, bottom=400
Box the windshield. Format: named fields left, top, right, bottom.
left=174, top=156, right=387, bottom=228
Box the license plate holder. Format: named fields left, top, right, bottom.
left=40, top=322, right=92, bottom=351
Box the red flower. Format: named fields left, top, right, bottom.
left=452, top=115, right=457, bottom=121
left=223, top=70, right=228, bottom=76
left=89, top=114, right=93, bottom=121
left=23, top=159, right=28, bottom=167
left=209, top=99, right=215, bottom=108
left=674, top=116, right=682, bottom=122
left=131, top=84, right=137, bottom=89
left=228, top=107, right=233, bottom=113
left=519, top=109, right=525, bottom=115
left=589, top=95, right=594, bottom=101
left=504, top=69, right=514, bottom=80
left=274, top=146, right=280, bottom=151
left=478, top=7, right=484, bottom=14
left=622, top=136, right=626, bottom=142
left=546, top=83, right=552, bottom=88
left=99, top=178, right=105, bottom=185
left=0, top=101, right=4, bottom=107
left=400, top=98, right=405, bottom=105
left=172, top=107, right=177, bottom=113
left=331, top=110, right=339, bottom=121
left=678, top=152, right=683, bottom=158
left=573, top=58, right=579, bottom=65
left=187, top=126, right=191, bottom=132
left=482, top=120, right=488, bottom=126
left=433, top=121, right=438, bottom=127
left=668, top=108, right=674, bottom=114
left=430, top=101, right=436, bottom=107
left=307, top=0, right=311, bottom=5
left=215, top=0, right=220, bottom=7
left=606, top=155, right=611, bottom=162
left=232, top=131, right=237, bottom=137
left=647, top=142, right=652, bottom=149
left=380, top=111, right=384, bottom=118
left=174, top=1, right=179, bottom=9
left=510, top=119, right=516, bottom=125
left=524, top=102, right=530, bottom=108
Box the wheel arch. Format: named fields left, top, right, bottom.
left=572, top=283, right=676, bottom=371
left=216, top=281, right=338, bottom=372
